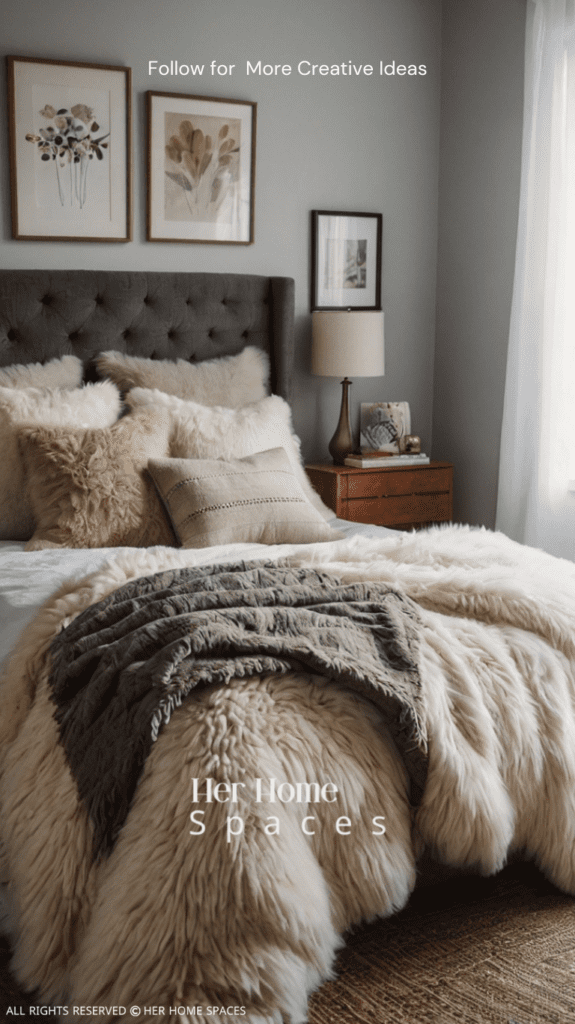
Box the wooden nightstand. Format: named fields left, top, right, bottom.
left=305, top=461, right=453, bottom=530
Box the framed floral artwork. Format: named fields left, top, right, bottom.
left=311, top=210, right=382, bottom=310
left=6, top=56, right=132, bottom=242
left=147, top=91, right=256, bottom=244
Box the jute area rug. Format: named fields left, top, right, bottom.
left=308, top=861, right=575, bottom=1024
left=1, top=862, right=574, bottom=1024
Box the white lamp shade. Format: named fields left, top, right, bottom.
left=312, top=310, right=385, bottom=378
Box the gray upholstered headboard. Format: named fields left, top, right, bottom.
left=0, top=270, right=295, bottom=401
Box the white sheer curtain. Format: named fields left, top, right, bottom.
left=496, top=0, right=575, bottom=559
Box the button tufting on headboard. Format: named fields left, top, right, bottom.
left=0, top=270, right=294, bottom=401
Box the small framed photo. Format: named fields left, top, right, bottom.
left=6, top=56, right=132, bottom=241
left=147, top=90, right=256, bottom=244
left=311, top=210, right=382, bottom=310
left=360, top=402, right=411, bottom=454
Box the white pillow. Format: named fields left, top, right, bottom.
left=0, top=354, right=83, bottom=389
left=126, top=388, right=334, bottom=522
left=0, top=381, right=122, bottom=541
left=96, top=346, right=269, bottom=408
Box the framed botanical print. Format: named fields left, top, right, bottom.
left=147, top=90, right=256, bottom=244
left=311, top=210, right=382, bottom=310
left=6, top=56, right=132, bottom=241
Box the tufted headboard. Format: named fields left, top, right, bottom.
left=0, top=270, right=295, bottom=401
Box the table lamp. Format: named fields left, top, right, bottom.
left=312, top=310, right=385, bottom=464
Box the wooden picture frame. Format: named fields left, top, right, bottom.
left=6, top=56, right=132, bottom=242
left=147, top=90, right=256, bottom=244
left=311, top=210, right=382, bottom=310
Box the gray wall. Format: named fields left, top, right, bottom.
left=434, top=0, right=527, bottom=527
left=1, top=0, right=441, bottom=465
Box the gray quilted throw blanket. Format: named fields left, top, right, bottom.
left=48, top=560, right=428, bottom=860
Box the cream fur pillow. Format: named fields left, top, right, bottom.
left=18, top=408, right=174, bottom=551
left=0, top=382, right=122, bottom=542
left=96, top=346, right=269, bottom=407
left=0, top=355, right=83, bottom=389
left=148, top=448, right=343, bottom=549
left=127, top=388, right=335, bottom=522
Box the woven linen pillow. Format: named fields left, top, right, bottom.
left=126, top=389, right=335, bottom=522
left=0, top=381, right=122, bottom=541
left=0, top=355, right=83, bottom=389
left=18, top=408, right=174, bottom=550
left=147, top=448, right=343, bottom=548
left=96, top=346, right=269, bottom=407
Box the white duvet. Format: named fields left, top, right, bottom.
left=0, top=519, right=393, bottom=667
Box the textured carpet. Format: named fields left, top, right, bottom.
left=308, top=861, right=575, bottom=1024
left=1, top=863, right=574, bottom=1024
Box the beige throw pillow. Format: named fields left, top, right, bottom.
left=126, top=389, right=335, bottom=522
left=147, top=448, right=343, bottom=549
left=0, top=355, right=83, bottom=389
left=96, top=346, right=269, bottom=407
left=0, top=381, right=122, bottom=541
left=19, top=408, right=174, bottom=550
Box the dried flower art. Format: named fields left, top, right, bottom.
left=147, top=91, right=254, bottom=242
left=25, top=103, right=110, bottom=208
left=164, top=118, right=239, bottom=219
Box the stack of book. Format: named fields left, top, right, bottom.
left=344, top=451, right=430, bottom=468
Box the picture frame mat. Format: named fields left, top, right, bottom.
left=147, top=90, right=255, bottom=243
left=7, top=56, right=131, bottom=241
left=311, top=210, right=382, bottom=310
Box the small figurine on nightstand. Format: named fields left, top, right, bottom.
left=402, top=435, right=421, bottom=454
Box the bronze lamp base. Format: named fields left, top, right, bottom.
left=329, top=377, right=353, bottom=465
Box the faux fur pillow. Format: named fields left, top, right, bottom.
left=0, top=355, right=83, bottom=389
left=18, top=408, right=174, bottom=551
left=0, top=382, right=122, bottom=542
left=126, top=388, right=334, bottom=522
left=96, top=346, right=269, bottom=407
left=148, top=448, right=343, bottom=549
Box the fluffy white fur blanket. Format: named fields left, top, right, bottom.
left=1, top=524, right=575, bottom=1022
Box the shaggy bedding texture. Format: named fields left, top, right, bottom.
left=48, top=560, right=426, bottom=860
left=1, top=525, right=575, bottom=1022
left=96, top=345, right=270, bottom=408
left=0, top=381, right=121, bottom=542
left=19, top=408, right=174, bottom=551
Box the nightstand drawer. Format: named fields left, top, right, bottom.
left=305, top=461, right=453, bottom=528
left=347, top=467, right=452, bottom=500
left=345, top=492, right=452, bottom=526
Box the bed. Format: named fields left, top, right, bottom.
left=1, top=268, right=575, bottom=1024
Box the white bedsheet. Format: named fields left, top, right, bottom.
left=0, top=519, right=398, bottom=667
